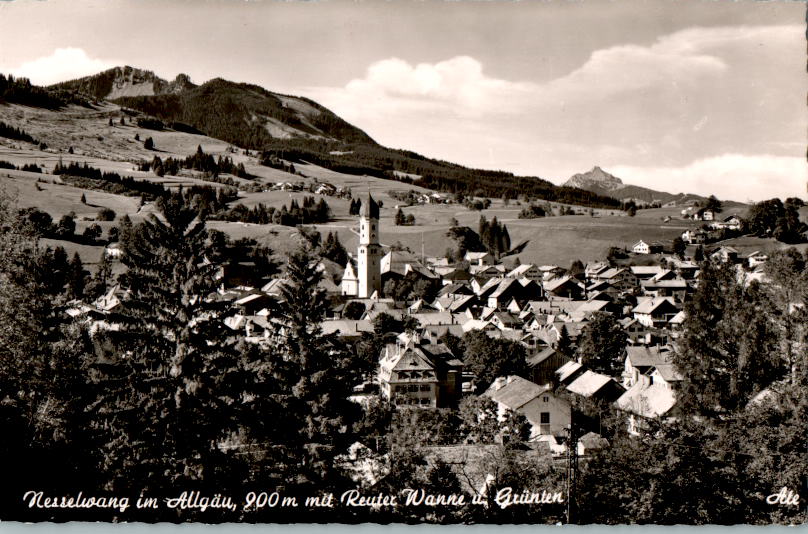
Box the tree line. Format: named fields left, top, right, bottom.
left=0, top=120, right=38, bottom=145
left=139, top=145, right=251, bottom=179
left=210, top=196, right=331, bottom=226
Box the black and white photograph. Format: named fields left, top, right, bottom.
left=0, top=0, right=805, bottom=526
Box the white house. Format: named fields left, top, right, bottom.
left=632, top=240, right=650, bottom=254
left=484, top=376, right=572, bottom=438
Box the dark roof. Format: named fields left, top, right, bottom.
left=360, top=192, right=380, bottom=219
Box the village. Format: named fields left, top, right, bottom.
left=74, top=191, right=779, bottom=477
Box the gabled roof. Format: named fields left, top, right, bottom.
left=556, top=361, right=583, bottom=383
left=484, top=375, right=552, bottom=410
left=342, top=261, right=357, bottom=281
left=632, top=297, right=678, bottom=314
left=566, top=371, right=614, bottom=397
left=543, top=276, right=582, bottom=293
left=321, top=319, right=374, bottom=337
left=626, top=346, right=671, bottom=367
left=465, top=251, right=492, bottom=261
left=527, top=347, right=565, bottom=368
left=507, top=264, right=537, bottom=277
left=616, top=382, right=677, bottom=418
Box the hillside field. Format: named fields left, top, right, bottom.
left=0, top=100, right=797, bottom=270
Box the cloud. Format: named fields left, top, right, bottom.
left=342, top=56, right=535, bottom=116
left=9, top=47, right=116, bottom=85
left=609, top=155, right=807, bottom=203
left=302, top=24, right=804, bottom=201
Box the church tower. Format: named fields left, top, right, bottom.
left=357, top=192, right=382, bottom=298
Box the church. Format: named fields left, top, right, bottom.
left=341, top=193, right=382, bottom=298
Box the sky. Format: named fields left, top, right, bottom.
left=0, top=0, right=805, bottom=202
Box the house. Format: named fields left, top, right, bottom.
left=640, top=278, right=688, bottom=301
left=321, top=319, right=374, bottom=342
left=565, top=370, right=625, bottom=402
left=632, top=297, right=680, bottom=328
left=632, top=240, right=651, bottom=254
left=623, top=345, right=673, bottom=387
left=593, top=268, right=638, bottom=293
left=215, top=262, right=264, bottom=290
left=747, top=251, right=769, bottom=269
left=709, top=246, right=739, bottom=264
left=526, top=347, right=570, bottom=385
left=543, top=276, right=585, bottom=300
left=506, top=263, right=542, bottom=281
left=381, top=250, right=437, bottom=283
left=630, top=265, right=665, bottom=281
left=464, top=251, right=495, bottom=266
left=615, top=376, right=679, bottom=435
left=484, top=376, right=572, bottom=438
left=489, top=311, right=521, bottom=331
left=378, top=340, right=464, bottom=408
left=470, top=264, right=505, bottom=279
left=487, top=278, right=543, bottom=309
left=104, top=242, right=123, bottom=259
left=621, top=317, right=658, bottom=346
left=681, top=229, right=707, bottom=244
left=585, top=262, right=610, bottom=279
left=555, top=360, right=585, bottom=385
left=577, top=432, right=610, bottom=457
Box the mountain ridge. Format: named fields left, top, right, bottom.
left=562, top=165, right=708, bottom=206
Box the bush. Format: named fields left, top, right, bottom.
left=97, top=208, right=116, bottom=221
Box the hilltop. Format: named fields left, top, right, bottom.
left=41, top=67, right=623, bottom=209
left=563, top=166, right=708, bottom=207
left=51, top=66, right=196, bottom=100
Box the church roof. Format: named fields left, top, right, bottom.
left=360, top=193, right=380, bottom=219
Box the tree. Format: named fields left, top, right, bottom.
left=569, top=259, right=585, bottom=280
left=143, top=136, right=154, bottom=150
left=18, top=207, right=53, bottom=237
left=673, top=260, right=784, bottom=415
left=80, top=193, right=87, bottom=204
left=320, top=231, right=348, bottom=266
left=88, top=191, right=247, bottom=499
left=672, top=236, right=686, bottom=259
left=343, top=301, right=366, bottom=320
left=82, top=223, right=102, bottom=242
left=705, top=194, right=722, bottom=213
left=556, top=324, right=573, bottom=357
left=97, top=207, right=116, bottom=221
left=394, top=208, right=406, bottom=226
left=257, top=246, right=361, bottom=497
left=56, top=214, right=76, bottom=238
left=462, top=331, right=528, bottom=392
left=67, top=252, right=87, bottom=299
left=577, top=312, right=626, bottom=373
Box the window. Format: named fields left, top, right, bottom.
left=540, top=412, right=550, bottom=424
left=408, top=385, right=419, bottom=392
left=419, top=398, right=430, bottom=405
left=543, top=396, right=549, bottom=403
left=420, top=385, right=430, bottom=392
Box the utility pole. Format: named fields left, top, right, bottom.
left=565, top=419, right=579, bottom=524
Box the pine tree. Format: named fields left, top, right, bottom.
left=556, top=324, right=573, bottom=357
left=88, top=192, right=246, bottom=500
left=67, top=252, right=86, bottom=299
